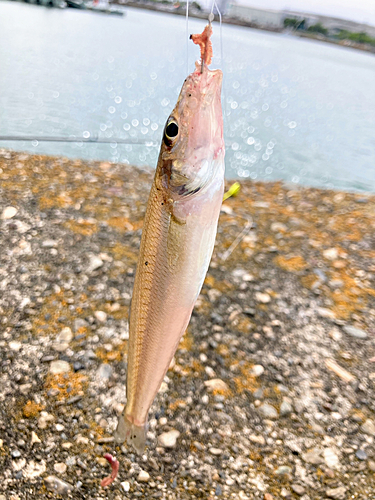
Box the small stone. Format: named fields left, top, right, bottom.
left=280, top=400, right=293, bottom=416
left=50, top=360, right=71, bottom=374
left=343, top=325, right=367, bottom=339
left=42, top=239, right=58, bottom=248
left=11, top=450, right=21, bottom=458
left=9, top=341, right=22, bottom=351
left=24, top=460, right=46, bottom=479
left=368, top=460, right=375, bottom=471
left=55, top=424, right=64, bottom=432
left=94, top=311, right=107, bottom=322
left=204, top=378, right=229, bottom=393
left=302, top=448, right=323, bottom=465
left=121, top=481, right=130, bottom=492
left=38, top=412, right=54, bottom=429
left=317, top=307, right=336, bottom=319
left=1, top=206, right=18, bottom=219
left=31, top=432, right=41, bottom=446
left=87, top=254, right=103, bottom=272
left=97, top=363, right=112, bottom=380
left=323, top=447, right=340, bottom=470
left=57, top=327, right=73, bottom=343
left=255, top=292, right=271, bottom=303
left=249, top=434, right=266, bottom=446
left=137, top=470, right=150, bottom=482
left=323, top=248, right=339, bottom=260
left=259, top=403, right=278, bottom=419
left=271, top=222, right=287, bottom=232
left=54, top=462, right=67, bottom=474
left=251, top=365, right=264, bottom=377
left=291, top=485, right=305, bottom=496
left=275, top=465, right=292, bottom=475
left=158, top=429, right=180, bottom=448
left=356, top=449, right=367, bottom=460
left=264, top=494, right=274, bottom=500
left=209, top=447, right=223, bottom=456
left=326, top=486, right=346, bottom=500
left=361, top=419, right=375, bottom=436
left=44, top=476, right=73, bottom=494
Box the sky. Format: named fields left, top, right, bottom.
left=232, top=0, right=375, bottom=26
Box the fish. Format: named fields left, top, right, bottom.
left=114, top=22, right=225, bottom=454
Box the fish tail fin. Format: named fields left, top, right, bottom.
left=114, top=412, right=146, bottom=455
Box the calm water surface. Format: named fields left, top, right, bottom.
left=0, top=2, right=375, bottom=191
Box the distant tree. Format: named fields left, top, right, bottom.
left=335, top=29, right=375, bottom=46
left=307, top=23, right=328, bottom=36
left=284, top=17, right=299, bottom=28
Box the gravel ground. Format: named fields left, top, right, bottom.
left=0, top=149, right=374, bottom=500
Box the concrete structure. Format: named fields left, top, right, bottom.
left=227, top=3, right=283, bottom=28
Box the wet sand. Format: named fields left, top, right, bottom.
left=0, top=150, right=374, bottom=499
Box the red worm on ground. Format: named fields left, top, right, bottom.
left=100, top=453, right=120, bottom=487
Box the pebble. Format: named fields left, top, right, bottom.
left=302, top=448, right=323, bottom=465
left=1, top=206, right=18, bottom=219
left=343, top=325, right=368, bottom=339
left=209, top=447, right=223, bottom=456
left=251, top=365, right=265, bottom=377
left=204, top=378, right=229, bottom=393
left=9, top=341, right=22, bottom=351
left=249, top=434, right=266, bottom=446
left=275, top=465, right=292, bottom=475
left=271, top=222, right=287, bottom=232
left=44, top=476, right=73, bottom=494
left=97, top=363, right=112, bottom=380
left=291, top=485, right=305, bottom=496
left=54, top=462, right=67, bottom=474
left=31, top=432, right=41, bottom=446
left=158, top=429, right=180, bottom=448
left=50, top=360, right=71, bottom=374
left=317, top=307, right=336, bottom=319
left=11, top=450, right=21, bottom=458
left=361, top=419, right=375, bottom=436
left=326, top=486, right=346, bottom=500
left=38, top=412, right=54, bottom=429
left=255, top=292, right=271, bottom=303
left=368, top=460, right=375, bottom=471
left=323, top=448, right=340, bottom=470
left=94, top=310, right=107, bottom=322
left=87, top=254, right=103, bottom=272
left=57, top=327, right=73, bottom=343
left=259, top=403, right=278, bottom=419
left=280, top=400, right=293, bottom=417
left=121, top=481, right=130, bottom=492
left=137, top=470, right=150, bottom=482
left=355, top=449, right=367, bottom=460
left=42, top=239, right=58, bottom=248
left=323, top=248, right=339, bottom=260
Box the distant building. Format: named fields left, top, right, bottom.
left=227, top=3, right=284, bottom=28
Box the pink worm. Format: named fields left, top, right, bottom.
left=100, top=453, right=119, bottom=487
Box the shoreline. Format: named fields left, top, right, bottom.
left=118, top=2, right=375, bottom=55
left=0, top=150, right=374, bottom=499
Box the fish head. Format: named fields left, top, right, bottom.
left=160, top=65, right=225, bottom=197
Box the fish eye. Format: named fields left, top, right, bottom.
left=164, top=119, right=179, bottom=144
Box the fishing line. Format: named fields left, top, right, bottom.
left=0, top=135, right=158, bottom=146
left=186, top=0, right=189, bottom=74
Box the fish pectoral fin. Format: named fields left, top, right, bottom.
left=171, top=212, right=186, bottom=226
